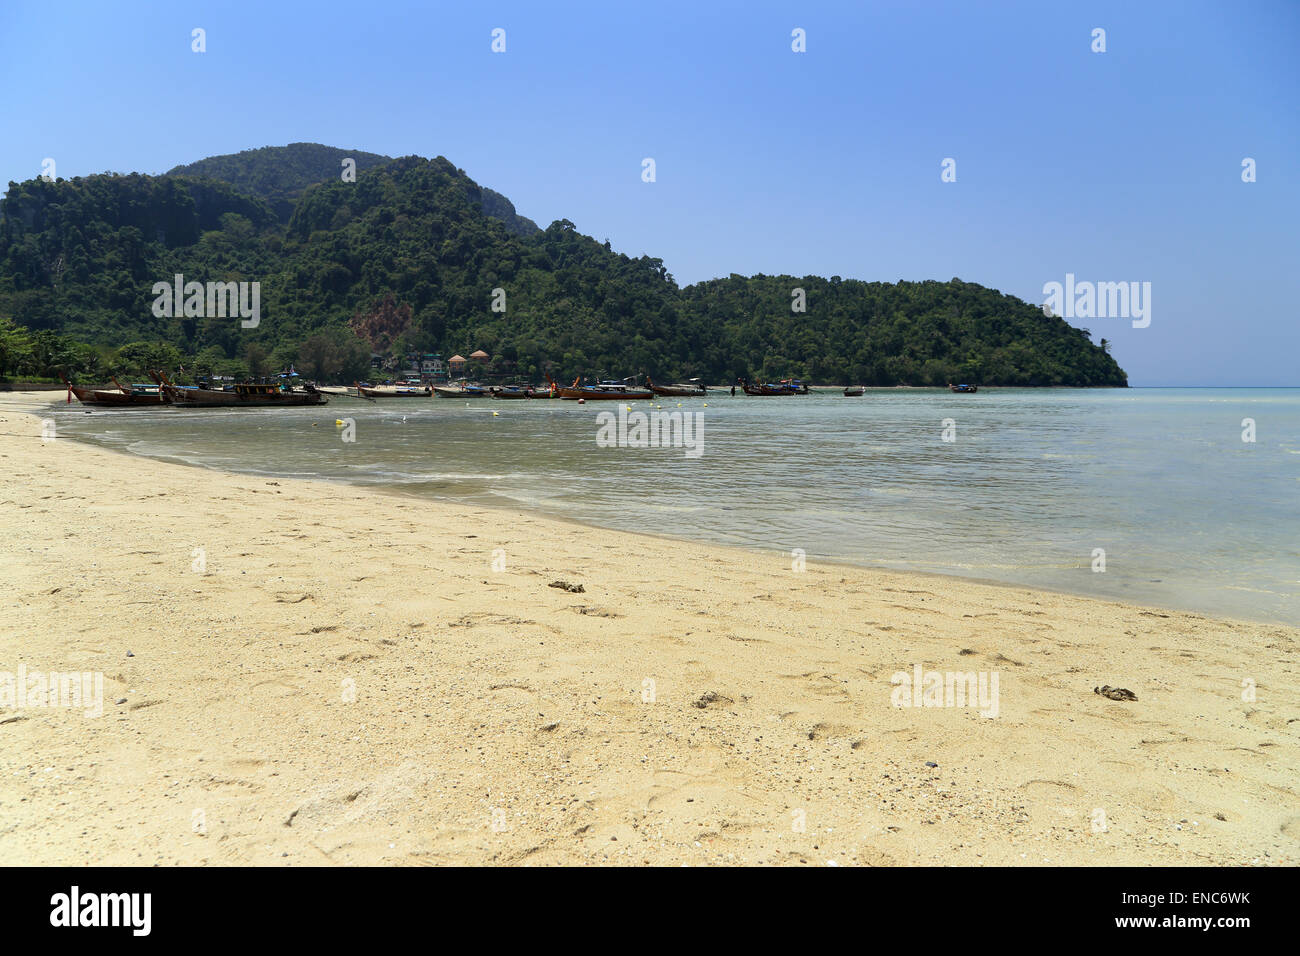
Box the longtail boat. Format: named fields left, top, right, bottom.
left=546, top=375, right=654, bottom=401
left=647, top=378, right=707, bottom=397
left=356, top=381, right=432, bottom=398
left=158, top=372, right=327, bottom=407
left=948, top=383, right=978, bottom=393
left=740, top=379, right=808, bottom=396
left=490, top=385, right=532, bottom=399
left=843, top=386, right=865, bottom=396
left=433, top=383, right=490, bottom=398
left=59, top=373, right=167, bottom=407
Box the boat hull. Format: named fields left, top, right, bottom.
left=649, top=384, right=707, bottom=397
left=164, top=385, right=328, bottom=407
left=358, top=385, right=431, bottom=398
left=741, top=384, right=806, bottom=396
left=69, top=387, right=166, bottom=407
left=556, top=387, right=654, bottom=401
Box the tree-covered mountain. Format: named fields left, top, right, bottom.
left=0, top=147, right=1126, bottom=386
left=166, top=143, right=393, bottom=223
left=165, top=143, right=541, bottom=236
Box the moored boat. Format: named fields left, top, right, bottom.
left=647, top=378, right=707, bottom=397
left=433, top=383, right=490, bottom=398
left=740, top=379, right=808, bottom=396
left=158, top=372, right=328, bottom=407
left=356, top=381, right=432, bottom=398
left=490, top=385, right=532, bottom=399
left=843, top=386, right=865, bottom=396
left=547, top=375, right=654, bottom=401
left=59, top=373, right=167, bottom=407
left=949, top=383, right=978, bottom=393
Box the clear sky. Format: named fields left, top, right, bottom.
left=2, top=0, right=1297, bottom=385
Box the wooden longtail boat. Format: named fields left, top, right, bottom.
left=843, top=386, right=865, bottom=396
left=433, top=383, right=491, bottom=398
left=948, top=383, right=978, bottom=393
left=59, top=373, right=167, bottom=407
left=490, top=386, right=532, bottom=399
left=647, top=378, right=707, bottom=397
left=546, top=375, right=654, bottom=401
left=158, top=372, right=328, bottom=407
left=356, top=382, right=432, bottom=398
left=740, top=379, right=808, bottom=396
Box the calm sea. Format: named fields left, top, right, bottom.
left=49, top=387, right=1300, bottom=625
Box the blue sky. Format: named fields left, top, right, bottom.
left=2, top=0, right=1297, bottom=385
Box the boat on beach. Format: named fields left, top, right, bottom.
left=60, top=373, right=168, bottom=407
left=647, top=378, right=707, bottom=397
left=547, top=375, right=654, bottom=401
left=156, top=372, right=328, bottom=407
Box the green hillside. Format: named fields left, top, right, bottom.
left=0, top=147, right=1126, bottom=387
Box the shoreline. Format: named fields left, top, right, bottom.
left=1, top=393, right=1297, bottom=865
left=24, top=389, right=1292, bottom=629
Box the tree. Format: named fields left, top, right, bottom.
left=244, top=342, right=270, bottom=379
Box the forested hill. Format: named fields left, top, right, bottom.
left=165, top=143, right=541, bottom=236
left=0, top=147, right=1126, bottom=386
left=165, top=143, right=392, bottom=223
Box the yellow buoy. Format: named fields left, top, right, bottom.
left=335, top=420, right=344, bottom=426
left=492, top=411, right=499, bottom=416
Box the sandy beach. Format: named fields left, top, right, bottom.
left=0, top=391, right=1296, bottom=866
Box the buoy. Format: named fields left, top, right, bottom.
left=578, top=398, right=585, bottom=404
left=703, top=403, right=708, bottom=407
left=335, top=420, right=344, bottom=426
left=492, top=411, right=499, bottom=416
left=677, top=403, right=682, bottom=407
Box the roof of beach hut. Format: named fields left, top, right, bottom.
left=449, top=354, right=467, bottom=363
left=470, top=349, right=489, bottom=359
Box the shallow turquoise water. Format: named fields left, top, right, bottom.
left=50, top=387, right=1300, bottom=624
